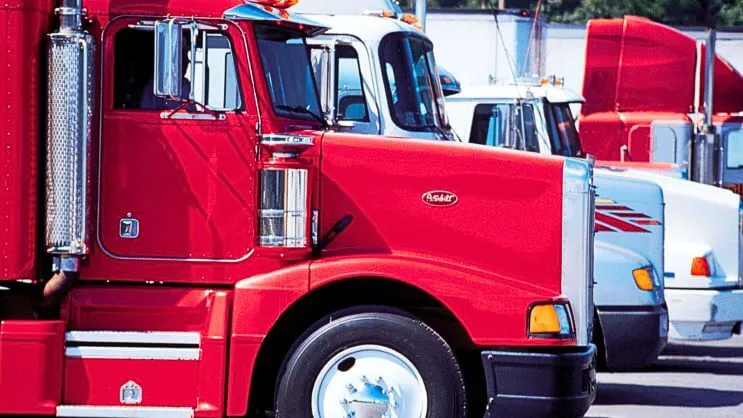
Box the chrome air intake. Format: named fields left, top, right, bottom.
left=259, top=169, right=309, bottom=248
left=561, top=158, right=596, bottom=346
left=45, top=0, right=95, bottom=257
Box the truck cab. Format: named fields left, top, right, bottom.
left=0, top=1, right=596, bottom=417
left=446, top=81, right=743, bottom=342
left=296, top=5, right=670, bottom=371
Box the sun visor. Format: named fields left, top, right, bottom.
left=224, top=2, right=329, bottom=36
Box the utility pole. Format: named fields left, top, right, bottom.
left=691, top=1, right=721, bottom=186
left=415, top=0, right=427, bottom=32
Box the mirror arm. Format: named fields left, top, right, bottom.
left=326, top=43, right=337, bottom=127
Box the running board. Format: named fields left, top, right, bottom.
left=57, top=406, right=194, bottom=417
left=64, top=331, right=201, bottom=360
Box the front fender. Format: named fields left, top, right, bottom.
left=594, top=240, right=664, bottom=307
left=225, top=254, right=569, bottom=415
left=310, top=254, right=569, bottom=346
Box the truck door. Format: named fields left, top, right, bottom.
left=98, top=19, right=257, bottom=262
left=307, top=36, right=381, bottom=134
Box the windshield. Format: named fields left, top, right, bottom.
left=548, top=104, right=583, bottom=157
left=468, top=103, right=539, bottom=152
left=255, top=25, right=322, bottom=121
left=379, top=33, right=447, bottom=132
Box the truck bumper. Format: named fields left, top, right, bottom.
left=666, top=287, right=743, bottom=340
left=596, top=304, right=668, bottom=370
left=482, top=344, right=597, bottom=418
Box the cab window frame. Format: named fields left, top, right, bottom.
left=111, top=20, right=244, bottom=113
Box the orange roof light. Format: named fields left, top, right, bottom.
left=691, top=256, right=712, bottom=277
left=382, top=9, right=396, bottom=18
left=252, top=0, right=299, bottom=9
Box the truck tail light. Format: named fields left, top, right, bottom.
left=259, top=169, right=308, bottom=248
left=45, top=1, right=95, bottom=258
left=691, top=256, right=713, bottom=277
left=529, top=303, right=574, bottom=338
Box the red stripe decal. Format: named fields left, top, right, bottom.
left=594, top=222, right=616, bottom=232
left=634, top=219, right=661, bottom=225
left=596, top=205, right=632, bottom=211
left=611, top=212, right=651, bottom=219
left=595, top=212, right=650, bottom=233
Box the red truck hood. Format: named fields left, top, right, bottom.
left=317, top=133, right=567, bottom=295
left=582, top=16, right=743, bottom=116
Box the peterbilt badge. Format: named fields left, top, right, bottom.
left=422, top=191, right=458, bottom=207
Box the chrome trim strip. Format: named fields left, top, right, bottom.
left=57, top=406, right=194, bottom=418
left=65, top=331, right=200, bottom=345
left=561, top=158, right=594, bottom=347
left=65, top=346, right=200, bottom=360
left=97, top=17, right=256, bottom=264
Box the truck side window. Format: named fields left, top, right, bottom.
left=552, top=104, right=583, bottom=157
left=544, top=103, right=566, bottom=155
left=521, top=104, right=539, bottom=152
left=726, top=130, right=743, bottom=169
left=113, top=27, right=241, bottom=111
left=336, top=46, right=369, bottom=122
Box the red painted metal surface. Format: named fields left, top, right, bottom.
left=2, top=2, right=574, bottom=416
left=64, top=358, right=200, bottom=406
left=65, top=287, right=230, bottom=417
left=0, top=0, right=55, bottom=281
left=581, top=16, right=743, bottom=163
left=0, top=320, right=64, bottom=414
left=580, top=111, right=690, bottom=162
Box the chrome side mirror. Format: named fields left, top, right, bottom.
left=154, top=19, right=183, bottom=100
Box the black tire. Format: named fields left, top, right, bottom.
left=275, top=309, right=466, bottom=418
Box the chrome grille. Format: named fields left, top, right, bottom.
left=45, top=33, right=95, bottom=255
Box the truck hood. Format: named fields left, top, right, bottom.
left=317, top=132, right=570, bottom=296
left=616, top=169, right=740, bottom=288
left=593, top=169, right=664, bottom=288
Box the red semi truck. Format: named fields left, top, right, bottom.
left=0, top=1, right=597, bottom=417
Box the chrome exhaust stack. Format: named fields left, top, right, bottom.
left=45, top=0, right=94, bottom=296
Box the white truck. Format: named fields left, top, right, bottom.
left=293, top=2, right=669, bottom=372
left=446, top=81, right=743, bottom=341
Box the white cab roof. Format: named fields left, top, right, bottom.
left=300, top=14, right=420, bottom=41
left=291, top=0, right=403, bottom=16
left=448, top=83, right=585, bottom=104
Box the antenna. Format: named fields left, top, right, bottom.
left=494, top=12, right=522, bottom=98
left=520, top=0, right=543, bottom=77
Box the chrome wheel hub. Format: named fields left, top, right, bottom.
left=311, top=345, right=428, bottom=418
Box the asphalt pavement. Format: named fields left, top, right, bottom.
left=587, top=334, right=743, bottom=418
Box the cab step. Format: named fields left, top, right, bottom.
left=57, top=405, right=194, bottom=417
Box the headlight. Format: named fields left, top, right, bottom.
left=528, top=303, right=574, bottom=338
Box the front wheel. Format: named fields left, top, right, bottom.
left=275, top=310, right=466, bottom=418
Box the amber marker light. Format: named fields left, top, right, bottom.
left=528, top=303, right=574, bottom=338
left=632, top=267, right=655, bottom=291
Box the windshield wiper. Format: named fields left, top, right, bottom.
left=425, top=123, right=455, bottom=141
left=277, top=105, right=329, bottom=130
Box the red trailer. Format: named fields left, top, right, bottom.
left=0, top=1, right=596, bottom=417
